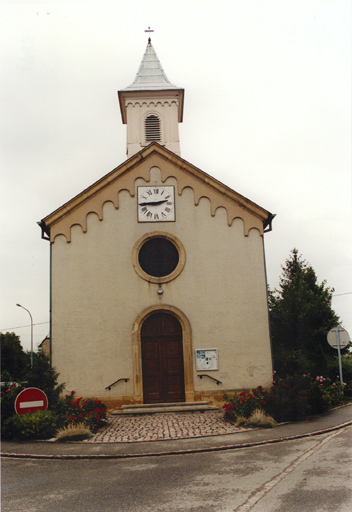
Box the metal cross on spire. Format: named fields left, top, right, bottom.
left=144, top=26, right=154, bottom=44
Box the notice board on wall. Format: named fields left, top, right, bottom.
left=195, top=349, right=218, bottom=371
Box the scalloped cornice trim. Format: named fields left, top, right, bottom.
left=126, top=100, right=178, bottom=108
left=42, top=143, right=269, bottom=243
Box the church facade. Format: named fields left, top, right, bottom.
left=40, top=40, right=274, bottom=409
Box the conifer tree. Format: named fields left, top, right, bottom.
left=269, top=249, right=340, bottom=377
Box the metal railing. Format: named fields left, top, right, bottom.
left=105, top=378, right=129, bottom=391
left=197, top=374, right=222, bottom=385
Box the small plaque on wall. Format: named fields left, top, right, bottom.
left=195, top=349, right=218, bottom=371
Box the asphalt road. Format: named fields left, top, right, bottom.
left=2, top=425, right=352, bottom=512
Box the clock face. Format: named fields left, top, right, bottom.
left=137, top=186, right=175, bottom=222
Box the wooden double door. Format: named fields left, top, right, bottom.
left=141, top=312, right=185, bottom=403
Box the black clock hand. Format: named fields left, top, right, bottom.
left=139, top=199, right=169, bottom=206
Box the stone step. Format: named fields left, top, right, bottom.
left=111, top=401, right=219, bottom=415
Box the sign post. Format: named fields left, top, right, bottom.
left=327, top=326, right=350, bottom=385
left=14, top=387, right=48, bottom=415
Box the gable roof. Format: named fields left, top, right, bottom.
left=40, top=143, right=274, bottom=243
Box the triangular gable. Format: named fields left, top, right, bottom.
left=41, top=143, right=274, bottom=242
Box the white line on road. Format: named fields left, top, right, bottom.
left=234, top=426, right=349, bottom=512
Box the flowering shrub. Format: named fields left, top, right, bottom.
left=259, top=373, right=346, bottom=422
left=60, top=391, right=107, bottom=432
left=223, top=373, right=347, bottom=425
left=222, top=390, right=266, bottom=421
left=0, top=382, right=25, bottom=425
left=322, top=377, right=346, bottom=406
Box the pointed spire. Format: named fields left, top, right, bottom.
left=118, top=40, right=184, bottom=156
left=122, top=40, right=180, bottom=91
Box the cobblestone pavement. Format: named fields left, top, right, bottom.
left=89, top=410, right=244, bottom=443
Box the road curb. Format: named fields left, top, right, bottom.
left=2, top=420, right=352, bottom=460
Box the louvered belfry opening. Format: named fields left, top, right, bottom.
left=145, top=114, right=161, bottom=142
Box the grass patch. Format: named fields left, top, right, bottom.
left=245, top=409, right=277, bottom=428
left=56, top=423, right=93, bottom=442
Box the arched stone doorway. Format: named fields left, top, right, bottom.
left=132, top=305, right=194, bottom=404
left=141, top=312, right=185, bottom=403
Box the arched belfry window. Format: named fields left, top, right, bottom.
left=145, top=114, right=161, bottom=143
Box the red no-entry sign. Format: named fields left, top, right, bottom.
left=14, top=387, right=48, bottom=415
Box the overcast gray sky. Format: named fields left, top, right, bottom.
left=1, top=0, right=351, bottom=353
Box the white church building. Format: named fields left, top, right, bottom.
left=40, top=39, right=274, bottom=410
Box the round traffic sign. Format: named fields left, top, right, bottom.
left=14, top=387, right=48, bottom=415
left=327, top=327, right=350, bottom=350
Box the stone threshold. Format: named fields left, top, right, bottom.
left=111, top=401, right=219, bottom=415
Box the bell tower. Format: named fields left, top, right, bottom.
left=118, top=39, right=184, bottom=158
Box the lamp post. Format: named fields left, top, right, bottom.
left=16, top=303, right=33, bottom=367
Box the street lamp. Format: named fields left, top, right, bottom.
left=16, top=303, right=33, bottom=367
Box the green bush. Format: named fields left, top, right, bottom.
left=2, top=410, right=58, bottom=440
left=259, top=376, right=311, bottom=422
left=256, top=373, right=345, bottom=423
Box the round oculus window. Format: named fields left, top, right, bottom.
left=138, top=237, right=179, bottom=278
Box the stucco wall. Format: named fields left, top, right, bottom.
left=51, top=166, right=272, bottom=403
